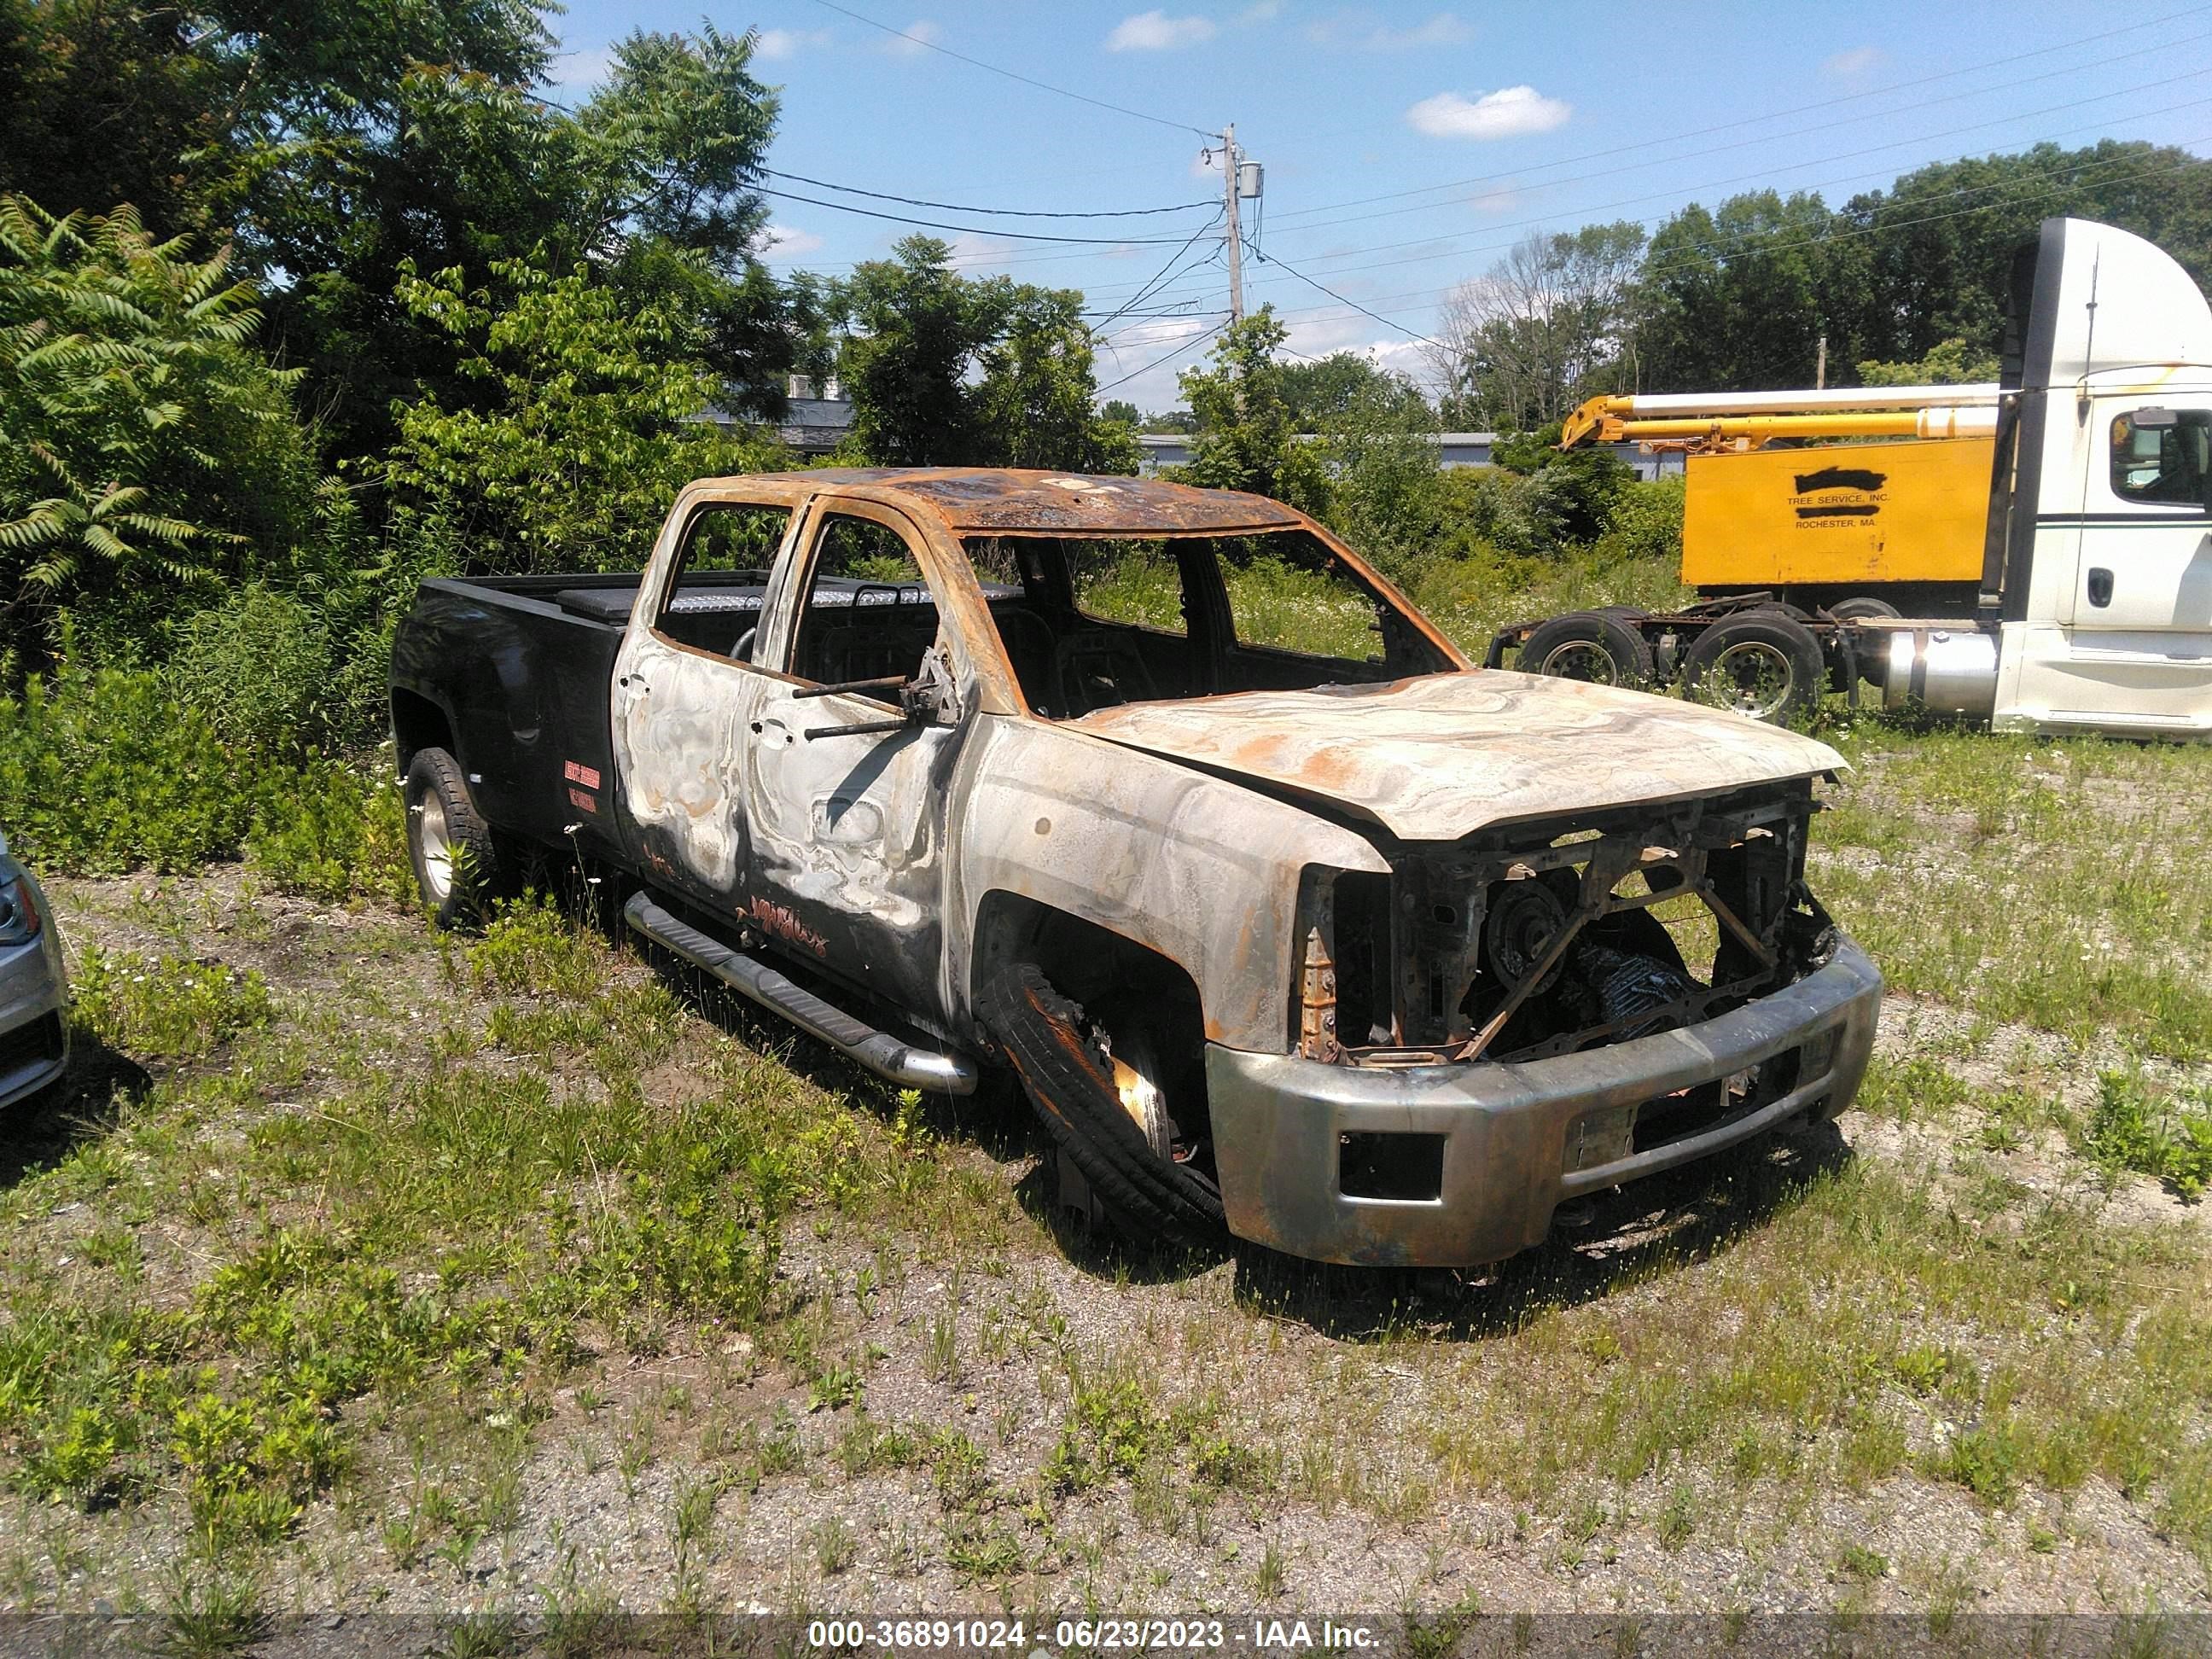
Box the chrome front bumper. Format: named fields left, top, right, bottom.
left=1205, top=937, right=1882, bottom=1266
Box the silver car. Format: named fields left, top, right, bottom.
left=0, top=832, right=67, bottom=1108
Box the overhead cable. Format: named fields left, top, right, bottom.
left=763, top=169, right=1214, bottom=219
left=1095, top=321, right=1229, bottom=393
left=1262, top=7, right=2212, bottom=228
left=757, top=186, right=1195, bottom=245
left=808, top=0, right=1215, bottom=139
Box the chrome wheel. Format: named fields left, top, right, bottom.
left=1703, top=639, right=1796, bottom=720
left=416, top=789, right=454, bottom=901
left=1536, top=639, right=1623, bottom=684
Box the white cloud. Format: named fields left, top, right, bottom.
left=1238, top=0, right=1282, bottom=20
left=757, top=27, right=830, bottom=60
left=1468, top=183, right=1519, bottom=213
left=1371, top=13, right=1471, bottom=49
left=760, top=224, right=824, bottom=259
left=1107, top=10, right=1217, bottom=51
left=1308, top=10, right=1471, bottom=50
left=1823, top=44, right=1883, bottom=81
left=876, top=18, right=940, bottom=56
left=1406, top=85, right=1570, bottom=140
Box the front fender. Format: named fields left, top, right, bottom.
left=947, top=715, right=1388, bottom=1051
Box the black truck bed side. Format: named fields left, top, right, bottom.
left=391, top=575, right=634, bottom=859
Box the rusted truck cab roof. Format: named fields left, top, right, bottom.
left=693, top=467, right=1306, bottom=536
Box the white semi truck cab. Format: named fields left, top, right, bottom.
left=1976, top=215, right=2212, bottom=736
left=1495, top=217, right=2212, bottom=738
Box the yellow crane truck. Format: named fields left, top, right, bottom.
left=1487, top=214, right=2212, bottom=736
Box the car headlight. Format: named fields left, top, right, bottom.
left=0, top=859, right=44, bottom=946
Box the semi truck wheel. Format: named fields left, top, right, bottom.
left=1516, top=610, right=1656, bottom=689
left=978, top=962, right=1227, bottom=1253
left=404, top=746, right=503, bottom=929
left=1682, top=610, right=1825, bottom=725
left=1827, top=596, right=1901, bottom=689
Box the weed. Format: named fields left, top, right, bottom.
left=2084, top=1071, right=2212, bottom=1198
left=1255, top=1538, right=1287, bottom=1598
left=152, top=1554, right=265, bottom=1658
left=1839, top=1543, right=1890, bottom=1580
left=806, top=1356, right=863, bottom=1413
left=1934, top=1423, right=2023, bottom=1507
left=73, top=947, right=273, bottom=1060
left=1656, top=1485, right=1696, bottom=1550
left=1045, top=1373, right=1164, bottom=1493
left=930, top=1428, right=989, bottom=1512
left=943, top=1517, right=1025, bottom=1583
left=247, top=761, right=413, bottom=905
left=924, top=1303, right=960, bottom=1385
left=811, top=1514, right=858, bottom=1576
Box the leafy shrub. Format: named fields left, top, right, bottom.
left=0, top=654, right=411, bottom=897
left=1591, top=474, right=1685, bottom=567
left=247, top=762, right=412, bottom=905
left=386, top=255, right=777, bottom=574
left=0, top=198, right=325, bottom=654
left=72, top=946, right=274, bottom=1060
left=1429, top=465, right=1574, bottom=560
left=0, top=658, right=257, bottom=873
left=167, top=585, right=349, bottom=757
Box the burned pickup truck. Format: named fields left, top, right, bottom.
left=391, top=469, right=1880, bottom=1266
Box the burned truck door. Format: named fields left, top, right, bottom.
left=742, top=504, right=969, bottom=1023
left=612, top=496, right=800, bottom=907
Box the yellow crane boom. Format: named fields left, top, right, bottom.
left=1560, top=385, right=2000, bottom=451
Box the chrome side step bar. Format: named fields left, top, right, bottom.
left=622, top=891, right=979, bottom=1096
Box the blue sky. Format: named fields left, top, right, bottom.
left=550, top=2, right=2212, bottom=410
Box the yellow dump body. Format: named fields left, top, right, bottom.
left=1679, top=435, right=1995, bottom=590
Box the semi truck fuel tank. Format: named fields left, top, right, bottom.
left=1880, top=626, right=2000, bottom=719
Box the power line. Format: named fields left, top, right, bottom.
left=757, top=185, right=1197, bottom=245
left=1260, top=55, right=2212, bottom=248
left=762, top=169, right=1213, bottom=219
left=1219, top=86, right=2212, bottom=291
left=808, top=0, right=1215, bottom=140
left=1089, top=212, right=1226, bottom=330
left=845, top=79, right=2212, bottom=286
left=1096, top=320, right=1229, bottom=393
left=1246, top=244, right=1442, bottom=348
left=1259, top=5, right=2212, bottom=230
left=1251, top=143, right=2212, bottom=338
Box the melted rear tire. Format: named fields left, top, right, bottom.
left=978, top=962, right=1227, bottom=1252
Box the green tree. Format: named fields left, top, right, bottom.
left=0, top=6, right=810, bottom=466
left=835, top=235, right=1132, bottom=471
left=1856, top=338, right=2001, bottom=387
left=383, top=254, right=773, bottom=573
left=0, top=198, right=323, bottom=650
left=1840, top=141, right=2212, bottom=364
left=1636, top=191, right=1865, bottom=393
left=1436, top=223, right=1645, bottom=428
left=1173, top=308, right=1329, bottom=511
left=0, top=0, right=218, bottom=235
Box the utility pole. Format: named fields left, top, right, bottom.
left=1219, top=124, right=1245, bottom=324
left=1815, top=332, right=1828, bottom=390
